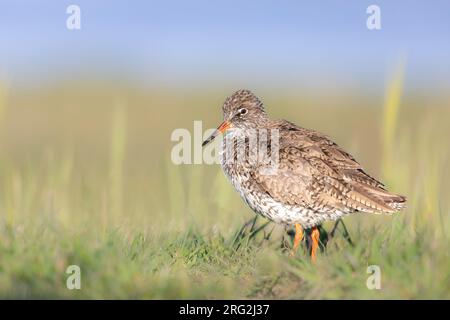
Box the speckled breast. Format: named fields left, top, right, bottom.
left=219, top=135, right=338, bottom=228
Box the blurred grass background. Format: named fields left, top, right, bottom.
left=0, top=70, right=449, bottom=298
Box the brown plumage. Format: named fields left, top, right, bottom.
left=202, top=89, right=406, bottom=261
left=255, top=119, right=406, bottom=215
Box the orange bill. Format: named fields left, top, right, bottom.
left=202, top=120, right=232, bottom=147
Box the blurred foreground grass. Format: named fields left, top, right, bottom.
left=0, top=78, right=449, bottom=298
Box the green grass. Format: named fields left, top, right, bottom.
left=0, top=78, right=449, bottom=299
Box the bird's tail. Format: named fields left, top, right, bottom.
left=351, top=182, right=407, bottom=214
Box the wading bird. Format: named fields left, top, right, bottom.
left=202, top=90, right=406, bottom=262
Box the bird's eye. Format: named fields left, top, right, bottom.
left=238, top=108, right=248, bottom=115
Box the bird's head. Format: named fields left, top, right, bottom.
left=202, top=89, right=268, bottom=147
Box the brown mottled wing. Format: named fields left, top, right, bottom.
left=252, top=120, right=406, bottom=214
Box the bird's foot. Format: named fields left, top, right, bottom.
left=311, top=226, right=320, bottom=263
left=290, top=223, right=304, bottom=257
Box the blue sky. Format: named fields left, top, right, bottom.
left=1, top=0, right=449, bottom=89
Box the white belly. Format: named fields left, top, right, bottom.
left=219, top=136, right=344, bottom=228
left=223, top=165, right=342, bottom=228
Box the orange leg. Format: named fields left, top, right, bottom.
left=290, top=223, right=304, bottom=256
left=311, top=226, right=320, bottom=262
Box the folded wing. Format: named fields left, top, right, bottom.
left=252, top=120, right=406, bottom=215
